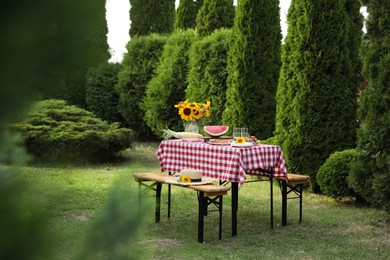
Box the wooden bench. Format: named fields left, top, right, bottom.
left=280, top=173, right=310, bottom=225
left=133, top=172, right=230, bottom=243
left=245, top=172, right=310, bottom=227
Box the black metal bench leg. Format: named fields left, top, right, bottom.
left=219, top=195, right=223, bottom=240
left=198, top=191, right=205, bottom=243
left=155, top=182, right=162, bottom=223
left=232, top=182, right=238, bottom=236
left=270, top=173, right=274, bottom=229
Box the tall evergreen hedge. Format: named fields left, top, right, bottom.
left=222, top=0, right=281, bottom=139
left=85, top=62, right=123, bottom=124
left=116, top=34, right=168, bottom=140
left=175, top=0, right=204, bottom=30
left=142, top=30, right=196, bottom=137
left=195, top=0, right=234, bottom=37
left=349, top=0, right=390, bottom=210
left=274, top=0, right=362, bottom=192
left=186, top=29, right=231, bottom=125
left=129, top=0, right=175, bottom=37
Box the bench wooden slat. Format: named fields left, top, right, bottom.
left=287, top=173, right=310, bottom=185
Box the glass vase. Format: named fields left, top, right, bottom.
left=184, top=120, right=199, bottom=134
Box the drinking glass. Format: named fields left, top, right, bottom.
left=241, top=128, right=249, bottom=138
left=233, top=128, right=241, bottom=139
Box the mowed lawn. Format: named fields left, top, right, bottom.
left=18, top=143, right=389, bottom=259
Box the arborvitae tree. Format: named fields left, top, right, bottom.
left=175, top=0, right=204, bottom=30
left=186, top=29, right=231, bottom=125
left=85, top=62, right=123, bottom=124
left=349, top=0, right=390, bottom=210
left=274, top=0, right=362, bottom=192
left=37, top=0, right=110, bottom=108
left=116, top=34, right=168, bottom=140
left=130, top=0, right=175, bottom=37
left=195, top=0, right=234, bottom=37
left=142, top=30, right=196, bottom=137
left=222, top=0, right=281, bottom=139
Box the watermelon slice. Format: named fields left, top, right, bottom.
left=204, top=125, right=229, bottom=137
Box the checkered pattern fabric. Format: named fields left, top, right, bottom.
left=156, top=140, right=288, bottom=186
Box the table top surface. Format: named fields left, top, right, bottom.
left=156, top=139, right=288, bottom=186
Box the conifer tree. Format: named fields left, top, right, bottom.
left=175, top=0, right=204, bottom=30
left=274, top=0, right=362, bottom=192
left=130, top=0, right=175, bottom=37
left=349, top=0, right=390, bottom=210
left=222, top=0, right=281, bottom=139
left=195, top=0, right=234, bottom=37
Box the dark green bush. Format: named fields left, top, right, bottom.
left=142, top=30, right=196, bottom=137
left=195, top=0, right=234, bottom=37
left=85, top=62, right=123, bottom=124
left=186, top=29, right=231, bottom=125
left=117, top=34, right=168, bottom=140
left=317, top=149, right=357, bottom=199
left=12, top=99, right=134, bottom=162
left=349, top=0, right=390, bottom=211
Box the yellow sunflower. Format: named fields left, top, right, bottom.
left=178, top=103, right=194, bottom=121
left=180, top=175, right=191, bottom=183
left=203, top=101, right=211, bottom=117
left=236, top=137, right=246, bottom=144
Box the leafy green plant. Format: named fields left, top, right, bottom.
left=317, top=149, right=357, bottom=199
left=195, top=0, right=234, bottom=37
left=12, top=99, right=134, bottom=162
left=142, top=30, right=196, bottom=137
left=274, top=0, right=362, bottom=192
left=222, top=0, right=281, bottom=140
left=350, top=0, right=390, bottom=211
left=116, top=34, right=168, bottom=140
left=186, top=29, right=231, bottom=125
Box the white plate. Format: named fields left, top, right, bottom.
left=230, top=141, right=254, bottom=147
left=181, top=138, right=203, bottom=142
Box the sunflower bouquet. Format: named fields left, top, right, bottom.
left=174, top=100, right=211, bottom=121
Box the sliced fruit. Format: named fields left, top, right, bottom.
left=204, top=125, right=229, bottom=137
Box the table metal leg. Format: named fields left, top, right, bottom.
left=282, top=181, right=287, bottom=226
left=231, top=182, right=238, bottom=236
left=270, top=173, right=273, bottom=229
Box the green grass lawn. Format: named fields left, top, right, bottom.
left=16, top=143, right=390, bottom=259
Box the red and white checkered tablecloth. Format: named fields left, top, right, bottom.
left=156, top=139, right=288, bottom=186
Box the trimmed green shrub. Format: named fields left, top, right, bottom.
left=142, top=30, right=196, bottom=137
left=349, top=0, right=390, bottom=211
left=317, top=149, right=357, bottom=199
left=12, top=99, right=134, bottom=162
left=85, top=62, right=123, bottom=124
left=186, top=29, right=231, bottom=125
left=129, top=0, right=175, bottom=37
left=222, top=0, right=281, bottom=140
left=274, top=0, right=362, bottom=192
left=117, top=34, right=168, bottom=140
left=195, top=0, right=234, bottom=37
